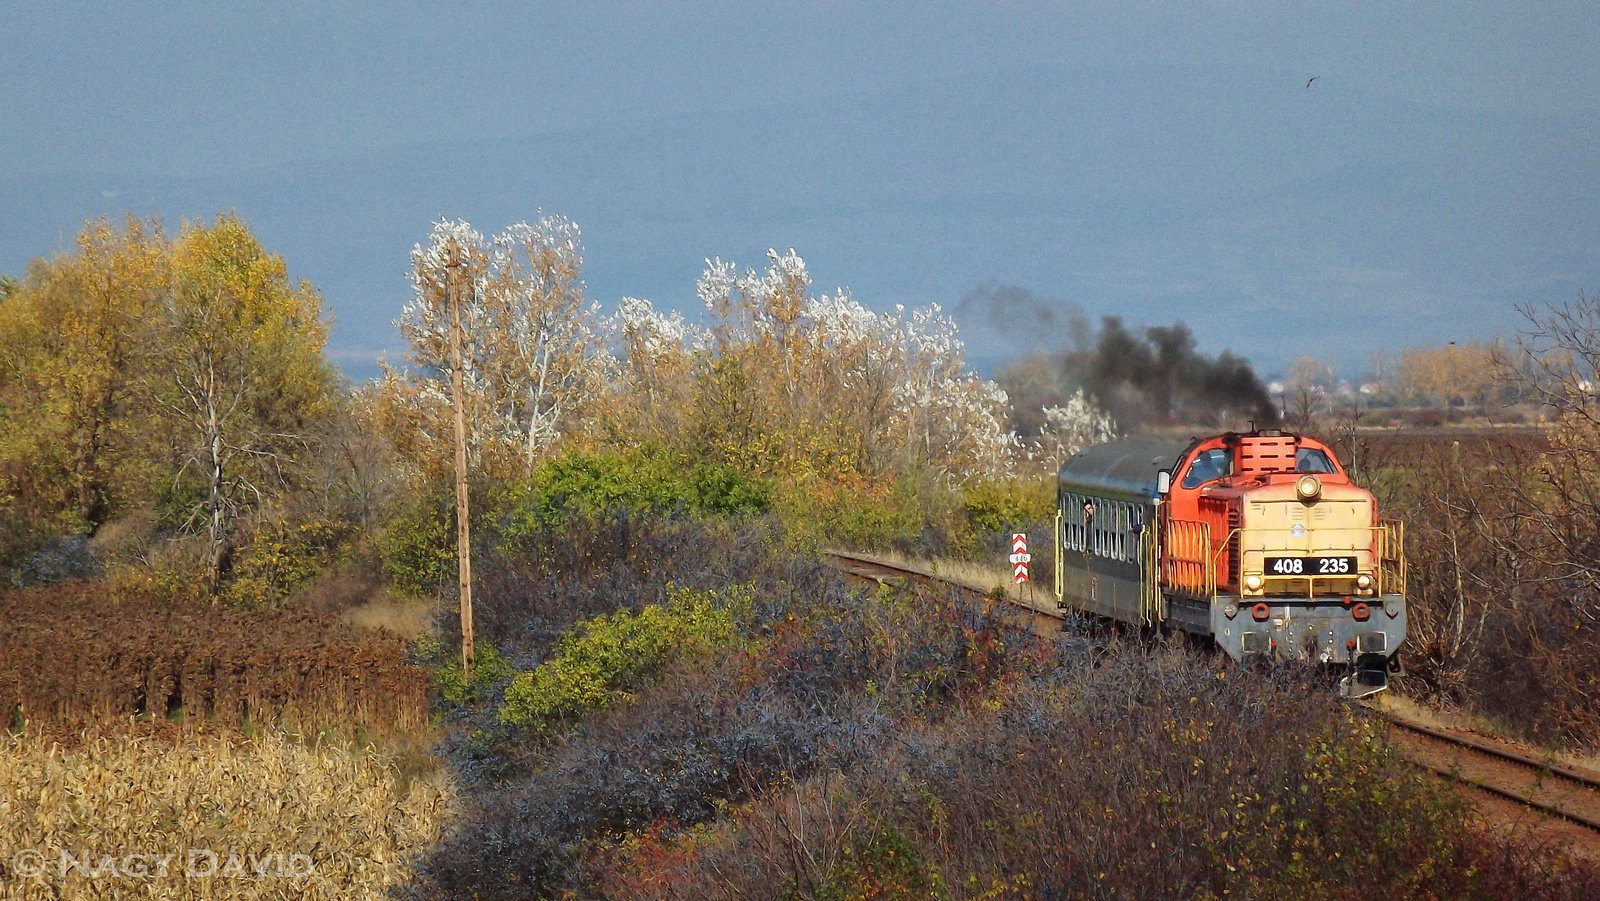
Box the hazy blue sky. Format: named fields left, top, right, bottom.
left=4, top=2, right=1597, bottom=380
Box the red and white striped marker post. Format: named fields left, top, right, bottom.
left=1010, top=533, right=1031, bottom=584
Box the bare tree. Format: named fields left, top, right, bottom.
left=1493, top=295, right=1600, bottom=619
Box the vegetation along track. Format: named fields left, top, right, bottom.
left=1370, top=707, right=1600, bottom=842
left=824, top=552, right=1600, bottom=850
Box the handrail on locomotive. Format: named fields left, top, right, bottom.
left=1158, top=519, right=1407, bottom=601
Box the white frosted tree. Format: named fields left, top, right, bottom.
left=1041, top=389, right=1118, bottom=470
left=491, top=218, right=597, bottom=470
left=606, top=296, right=704, bottom=442
left=390, top=216, right=600, bottom=477
left=685, top=248, right=1013, bottom=481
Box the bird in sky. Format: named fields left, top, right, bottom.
left=1306, top=76, right=1320, bottom=88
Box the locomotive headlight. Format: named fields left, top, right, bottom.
left=1295, top=475, right=1322, bottom=502
left=1244, top=574, right=1263, bottom=591
left=1356, top=574, right=1373, bottom=590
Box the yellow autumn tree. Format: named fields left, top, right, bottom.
left=0, top=216, right=166, bottom=555
left=149, top=214, right=338, bottom=594
left=1397, top=342, right=1497, bottom=414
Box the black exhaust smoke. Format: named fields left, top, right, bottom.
left=963, top=285, right=1278, bottom=432
left=1073, top=317, right=1280, bottom=430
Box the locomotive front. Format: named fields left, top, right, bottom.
left=1168, top=431, right=1406, bottom=696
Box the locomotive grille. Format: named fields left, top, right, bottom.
left=1227, top=505, right=1241, bottom=587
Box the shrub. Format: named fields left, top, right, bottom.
left=429, top=641, right=515, bottom=707
left=1373, top=430, right=1600, bottom=747
left=690, top=460, right=773, bottom=515
left=499, top=585, right=739, bottom=728
left=411, top=554, right=1045, bottom=900
left=958, top=476, right=1053, bottom=539
left=773, top=471, right=934, bottom=553
left=497, top=446, right=772, bottom=540
left=4, top=535, right=102, bottom=589
left=377, top=492, right=455, bottom=596
left=223, top=517, right=354, bottom=607
left=586, top=650, right=1600, bottom=901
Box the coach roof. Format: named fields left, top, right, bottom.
left=1059, top=438, right=1191, bottom=500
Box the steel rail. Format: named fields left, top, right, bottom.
left=1382, top=716, right=1600, bottom=793
left=821, top=550, right=985, bottom=597
left=1374, top=710, right=1600, bottom=833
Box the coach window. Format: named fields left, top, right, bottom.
left=1180, top=448, right=1231, bottom=489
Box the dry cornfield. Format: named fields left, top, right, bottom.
left=0, top=583, right=428, bottom=737
left=0, top=729, right=454, bottom=900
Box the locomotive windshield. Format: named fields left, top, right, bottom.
left=1180, top=448, right=1232, bottom=488
left=1295, top=448, right=1338, bottom=474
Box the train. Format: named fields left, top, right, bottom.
left=1053, top=429, right=1407, bottom=697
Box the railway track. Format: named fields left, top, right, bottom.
left=820, top=549, right=1066, bottom=631
left=819, top=550, right=951, bottom=590
left=1373, top=709, right=1600, bottom=837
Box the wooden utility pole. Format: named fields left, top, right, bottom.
left=447, top=244, right=475, bottom=680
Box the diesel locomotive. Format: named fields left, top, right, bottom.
left=1053, top=430, right=1406, bottom=697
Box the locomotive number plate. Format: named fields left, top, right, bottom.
left=1264, top=556, right=1357, bottom=576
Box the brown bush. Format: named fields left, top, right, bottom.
left=1378, top=430, right=1600, bottom=747
left=587, top=651, right=1600, bottom=901
left=0, top=581, right=427, bottom=738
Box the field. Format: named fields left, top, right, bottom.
left=0, top=730, right=451, bottom=900
left=0, top=570, right=449, bottom=898
left=0, top=582, right=427, bottom=738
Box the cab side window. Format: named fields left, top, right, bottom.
left=1295, top=448, right=1338, bottom=474
left=1181, top=448, right=1231, bottom=489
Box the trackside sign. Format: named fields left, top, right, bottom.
left=1010, top=533, right=1030, bottom=583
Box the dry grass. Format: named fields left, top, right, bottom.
left=1369, top=691, right=1499, bottom=735
left=0, top=729, right=453, bottom=899
left=340, top=590, right=436, bottom=640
